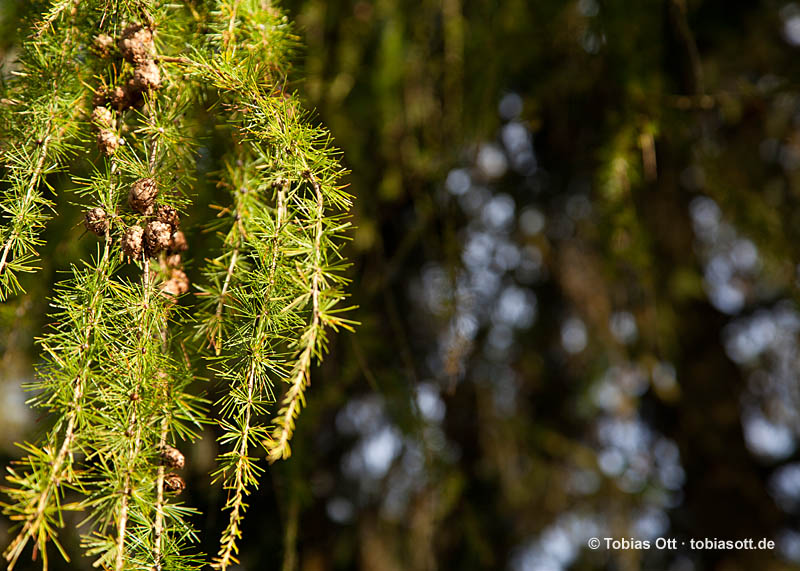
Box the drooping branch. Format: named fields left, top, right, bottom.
left=2, top=2, right=354, bottom=569
left=2, top=235, right=114, bottom=570
left=266, top=172, right=324, bottom=463
left=0, top=22, right=85, bottom=300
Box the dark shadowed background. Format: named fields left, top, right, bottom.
left=3, top=0, right=800, bottom=570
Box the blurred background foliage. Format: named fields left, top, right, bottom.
left=4, top=0, right=800, bottom=570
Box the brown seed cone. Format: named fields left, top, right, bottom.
left=84, top=207, right=109, bottom=236
left=92, top=34, right=115, bottom=58
left=118, top=23, right=153, bottom=65
left=121, top=225, right=144, bottom=259
left=109, top=85, right=132, bottom=111
left=172, top=269, right=190, bottom=293
left=160, top=445, right=185, bottom=469
left=160, top=280, right=181, bottom=298
left=160, top=269, right=190, bottom=297
left=91, top=106, right=115, bottom=130
left=144, top=220, right=172, bottom=255
left=128, top=177, right=159, bottom=214
left=169, top=230, right=188, bottom=253
left=165, top=253, right=182, bottom=268
left=129, top=60, right=161, bottom=92
left=96, top=129, right=120, bottom=156
left=164, top=473, right=185, bottom=493
left=156, top=204, right=180, bottom=229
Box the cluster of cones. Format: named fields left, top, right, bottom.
left=160, top=445, right=186, bottom=494
left=90, top=24, right=162, bottom=155
left=84, top=177, right=190, bottom=300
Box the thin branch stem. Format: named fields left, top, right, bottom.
left=211, top=248, right=239, bottom=354
left=32, top=0, right=77, bottom=38
left=215, top=187, right=286, bottom=570
left=115, top=255, right=150, bottom=571
left=266, top=173, right=323, bottom=462
left=155, top=56, right=189, bottom=64
left=0, top=131, right=52, bottom=277
left=3, top=233, right=113, bottom=570
left=0, top=1, right=84, bottom=295
left=223, top=0, right=242, bottom=54
left=152, top=414, right=169, bottom=571
left=152, top=312, right=172, bottom=571
left=213, top=358, right=255, bottom=570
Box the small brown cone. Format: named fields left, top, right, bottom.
left=160, top=269, right=190, bottom=297
left=144, top=220, right=172, bottom=255
left=121, top=225, right=144, bottom=259
left=160, top=445, right=186, bottom=469
left=118, top=23, right=153, bottom=65
left=129, top=60, right=161, bottom=91
left=165, top=253, right=182, bottom=268
left=128, top=178, right=159, bottom=214
left=156, top=204, right=180, bottom=229
left=111, top=85, right=133, bottom=111
left=164, top=473, right=185, bottom=493
left=92, top=34, right=115, bottom=58
left=91, top=106, right=115, bottom=130
left=84, top=207, right=109, bottom=236
left=169, top=230, right=188, bottom=253
left=96, top=130, right=120, bottom=156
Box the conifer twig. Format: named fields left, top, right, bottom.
left=214, top=185, right=286, bottom=570
left=152, top=413, right=169, bottom=571
left=222, top=0, right=242, bottom=53
left=266, top=173, right=323, bottom=463
left=213, top=360, right=256, bottom=570
left=32, top=0, right=77, bottom=38
left=3, top=236, right=113, bottom=570
left=0, top=130, right=52, bottom=278
left=152, top=319, right=173, bottom=571
left=0, top=2, right=346, bottom=569
left=0, top=4, right=85, bottom=300
left=114, top=258, right=148, bottom=571
left=210, top=248, right=239, bottom=354
left=189, top=5, right=354, bottom=558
